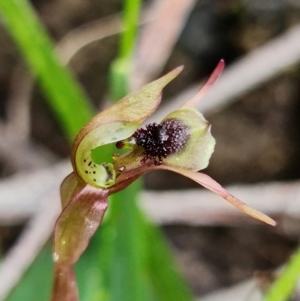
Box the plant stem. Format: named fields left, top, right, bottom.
left=119, top=0, right=141, bottom=60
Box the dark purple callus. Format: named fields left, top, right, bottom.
left=132, top=119, right=189, bottom=165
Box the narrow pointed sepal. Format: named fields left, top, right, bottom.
left=51, top=185, right=109, bottom=300
left=124, top=164, right=276, bottom=226
left=181, top=59, right=224, bottom=108
left=158, top=165, right=276, bottom=226
left=60, top=172, right=83, bottom=209
left=53, top=185, right=109, bottom=266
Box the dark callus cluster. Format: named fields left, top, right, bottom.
left=132, top=119, right=189, bottom=165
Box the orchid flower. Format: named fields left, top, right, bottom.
left=51, top=60, right=276, bottom=301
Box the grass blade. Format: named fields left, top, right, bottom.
left=0, top=0, right=94, bottom=139
left=264, top=247, right=300, bottom=301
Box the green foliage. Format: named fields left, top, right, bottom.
left=0, top=0, right=193, bottom=300
left=119, top=0, right=141, bottom=61
left=104, top=0, right=193, bottom=299
left=263, top=247, right=300, bottom=301
left=0, top=0, right=93, bottom=139
left=6, top=246, right=53, bottom=301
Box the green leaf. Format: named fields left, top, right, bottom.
left=143, top=219, right=193, bottom=301
left=118, top=0, right=142, bottom=60
left=96, top=182, right=193, bottom=301
left=103, top=183, right=151, bottom=301
left=0, top=0, right=94, bottom=139
left=263, top=247, right=300, bottom=301
left=6, top=245, right=53, bottom=301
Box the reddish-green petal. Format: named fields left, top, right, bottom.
left=53, top=185, right=108, bottom=265
left=51, top=265, right=78, bottom=301
left=115, top=165, right=276, bottom=226
left=162, top=107, right=215, bottom=171
left=51, top=185, right=108, bottom=300
left=71, top=67, right=183, bottom=188
left=60, top=172, right=83, bottom=208
left=157, top=165, right=276, bottom=226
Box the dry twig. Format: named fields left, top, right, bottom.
left=0, top=66, right=56, bottom=172
left=132, top=0, right=197, bottom=88
left=149, top=24, right=300, bottom=123
left=56, top=8, right=154, bottom=65
left=197, top=266, right=299, bottom=301
left=0, top=197, right=60, bottom=301
left=1, top=160, right=299, bottom=230
left=6, top=65, right=33, bottom=142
